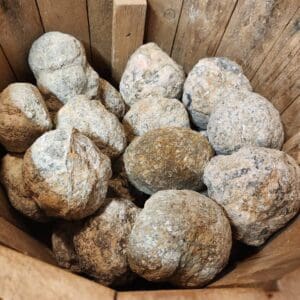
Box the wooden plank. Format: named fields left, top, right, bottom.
left=171, top=0, right=238, bottom=73
left=0, top=0, right=44, bottom=81
left=88, top=0, right=113, bottom=78
left=0, top=47, right=15, bottom=91
left=145, top=0, right=183, bottom=55
left=216, top=0, right=299, bottom=79
left=111, top=0, right=147, bottom=84
left=0, top=245, right=115, bottom=300
left=36, top=0, right=91, bottom=59
left=251, top=9, right=300, bottom=113
left=282, top=132, right=300, bottom=165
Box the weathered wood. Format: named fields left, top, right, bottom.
left=0, top=0, right=44, bottom=81
left=282, top=132, right=300, bottom=164
left=216, top=0, right=299, bottom=79
left=36, top=0, right=91, bottom=59
left=111, top=0, right=147, bottom=84
left=171, top=0, right=238, bottom=73
left=145, top=0, right=183, bottom=55
left=88, top=0, right=113, bottom=78
left=0, top=47, right=15, bottom=91
left=0, top=245, right=115, bottom=300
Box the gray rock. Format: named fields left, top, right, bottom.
left=204, top=147, right=300, bottom=246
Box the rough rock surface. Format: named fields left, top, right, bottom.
left=23, top=129, right=112, bottom=220
left=99, top=78, right=126, bottom=119
left=0, top=154, right=48, bottom=222
left=56, top=95, right=127, bottom=158
left=128, top=190, right=232, bottom=287
left=29, top=31, right=99, bottom=104
left=183, top=57, right=252, bottom=129
left=120, top=43, right=185, bottom=106
left=0, top=83, right=52, bottom=152
left=123, top=97, right=190, bottom=140
left=73, top=198, right=140, bottom=287
left=124, top=127, right=214, bottom=194
left=207, top=91, right=284, bottom=154
left=204, top=147, right=300, bottom=246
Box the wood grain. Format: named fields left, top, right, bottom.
left=216, top=0, right=299, bottom=79
left=171, top=0, right=238, bottom=73
left=36, top=0, right=91, bottom=59
left=282, top=132, right=300, bottom=164
left=0, top=47, right=15, bottom=91
left=145, top=0, right=183, bottom=55
left=111, top=0, right=147, bottom=84
left=0, top=0, right=44, bottom=81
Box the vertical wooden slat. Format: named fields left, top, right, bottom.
left=0, top=47, right=15, bottom=91
left=216, top=0, right=299, bottom=79
left=171, top=0, right=238, bottom=73
left=88, top=0, right=113, bottom=78
left=36, top=0, right=91, bottom=60
left=145, top=0, right=183, bottom=55
left=111, top=0, right=147, bottom=84
left=0, top=0, right=44, bottom=81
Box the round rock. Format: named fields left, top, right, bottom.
left=23, top=129, right=112, bottom=220
left=183, top=57, right=252, bottom=129
left=128, top=190, right=232, bottom=287
left=120, top=43, right=185, bottom=106
left=124, top=127, right=214, bottom=194
left=204, top=147, right=300, bottom=246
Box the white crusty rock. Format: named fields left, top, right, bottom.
left=23, top=129, right=112, bottom=220
left=29, top=31, right=99, bottom=104
left=207, top=91, right=284, bottom=154
left=183, top=57, right=252, bottom=129
left=56, top=95, right=127, bottom=158
left=0, top=83, right=52, bottom=153
left=128, top=190, right=232, bottom=287
left=204, top=147, right=300, bottom=246
left=120, top=43, right=185, bottom=106
left=73, top=198, right=141, bottom=287
left=0, top=154, right=48, bottom=222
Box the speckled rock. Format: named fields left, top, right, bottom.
left=183, top=57, right=252, bottom=129
left=29, top=31, right=99, bottom=105
left=23, top=129, right=112, bottom=220
left=204, top=147, right=300, bottom=246
left=128, top=190, right=232, bottom=287
left=73, top=198, right=141, bottom=287
left=124, top=127, right=214, bottom=194
left=123, top=97, right=190, bottom=140
left=120, top=43, right=185, bottom=106
left=0, top=83, right=52, bottom=152
left=0, top=154, right=48, bottom=222
left=207, top=91, right=284, bottom=154
left=99, top=78, right=126, bottom=119
left=56, top=95, right=126, bottom=158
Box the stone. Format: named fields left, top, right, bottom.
left=120, top=43, right=185, bottom=106
left=23, top=129, right=112, bottom=220
left=183, top=57, right=252, bottom=129
left=0, top=83, right=52, bottom=153
left=124, top=127, right=214, bottom=194
left=56, top=95, right=127, bottom=158
left=128, top=190, right=232, bottom=287
left=203, top=147, right=300, bottom=246
left=207, top=91, right=284, bottom=154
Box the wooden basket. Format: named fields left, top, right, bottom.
left=0, top=1, right=299, bottom=299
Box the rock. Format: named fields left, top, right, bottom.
left=73, top=198, right=140, bottom=287
left=203, top=147, right=300, bottom=246
left=183, top=57, right=252, bottom=129
left=0, top=154, right=48, bottom=222
left=207, top=90, right=284, bottom=155
left=99, top=78, right=126, bottom=119
left=29, top=31, right=99, bottom=105
left=0, top=83, right=52, bottom=152
left=128, top=190, right=232, bottom=287
left=123, top=97, right=190, bottom=140
left=124, top=127, right=214, bottom=194
left=120, top=43, right=185, bottom=106
left=56, top=95, right=127, bottom=158
left=23, top=129, right=112, bottom=220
